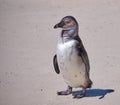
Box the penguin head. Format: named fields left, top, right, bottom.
left=54, top=16, right=78, bottom=30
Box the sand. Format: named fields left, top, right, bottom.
left=0, top=0, right=120, bottom=105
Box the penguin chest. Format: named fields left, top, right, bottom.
left=57, top=40, right=86, bottom=88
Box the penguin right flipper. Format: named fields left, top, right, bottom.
left=53, top=55, right=60, bottom=74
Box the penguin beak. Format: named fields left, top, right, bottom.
left=54, top=21, right=65, bottom=29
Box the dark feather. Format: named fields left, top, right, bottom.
left=74, top=36, right=90, bottom=72
left=53, top=55, right=60, bottom=74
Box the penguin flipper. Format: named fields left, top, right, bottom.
left=75, top=37, right=90, bottom=72
left=76, top=40, right=92, bottom=88
left=53, top=55, right=60, bottom=74
left=79, top=45, right=90, bottom=72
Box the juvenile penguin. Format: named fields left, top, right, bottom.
left=53, top=16, right=92, bottom=98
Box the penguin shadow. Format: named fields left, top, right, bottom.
left=72, top=89, right=114, bottom=99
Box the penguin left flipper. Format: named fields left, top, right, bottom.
left=75, top=37, right=90, bottom=73
left=53, top=55, right=60, bottom=74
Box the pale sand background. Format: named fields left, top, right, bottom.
left=0, top=0, right=120, bottom=105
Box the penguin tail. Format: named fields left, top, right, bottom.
left=87, top=80, right=93, bottom=88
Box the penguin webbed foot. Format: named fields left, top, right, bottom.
left=57, top=90, right=72, bottom=95
left=73, top=88, right=86, bottom=99
left=57, top=86, right=72, bottom=95
left=73, top=93, right=85, bottom=99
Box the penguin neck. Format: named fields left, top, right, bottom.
left=61, top=26, right=79, bottom=43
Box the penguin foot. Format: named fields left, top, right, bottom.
left=57, top=86, right=72, bottom=95
left=73, top=88, right=86, bottom=99
left=73, top=93, right=85, bottom=99
left=57, top=90, right=72, bottom=95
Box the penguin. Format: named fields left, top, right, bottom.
left=53, top=16, right=92, bottom=98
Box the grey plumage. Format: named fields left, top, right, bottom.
left=53, top=16, right=92, bottom=98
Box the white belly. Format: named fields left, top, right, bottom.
left=57, top=40, right=88, bottom=88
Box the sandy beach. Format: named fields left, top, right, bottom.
left=0, top=0, right=120, bottom=105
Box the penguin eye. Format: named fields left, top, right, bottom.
left=65, top=19, right=71, bottom=24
